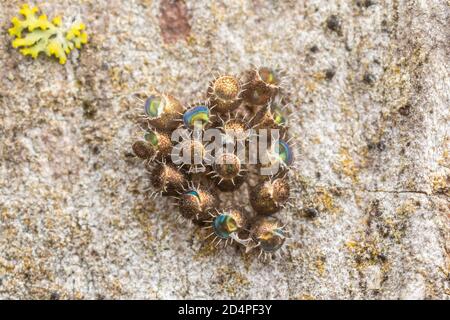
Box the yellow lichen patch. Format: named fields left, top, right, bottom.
left=1, top=207, right=15, bottom=221
left=215, top=266, right=250, bottom=296
left=345, top=239, right=386, bottom=270
left=305, top=81, right=317, bottom=93
left=105, top=278, right=126, bottom=297
left=431, top=174, right=450, bottom=196
left=194, top=237, right=221, bottom=259
left=8, top=4, right=88, bottom=64
left=240, top=250, right=256, bottom=271
left=315, top=255, right=326, bottom=276
left=380, top=217, right=406, bottom=242
left=0, top=257, right=15, bottom=275
left=311, top=135, right=321, bottom=144
left=312, top=71, right=327, bottom=81
left=133, top=200, right=156, bottom=247
left=437, top=146, right=449, bottom=168
left=313, top=187, right=341, bottom=214
left=296, top=294, right=316, bottom=300
left=338, top=98, right=355, bottom=118
left=186, top=34, right=197, bottom=46
left=333, top=147, right=360, bottom=183
left=396, top=200, right=419, bottom=216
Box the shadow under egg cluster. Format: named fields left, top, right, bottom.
left=131, top=67, right=295, bottom=260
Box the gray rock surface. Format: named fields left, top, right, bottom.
left=0, top=0, right=449, bottom=299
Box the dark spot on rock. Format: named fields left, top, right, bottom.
left=398, top=104, right=411, bottom=116
left=50, top=292, right=60, bottom=300
left=325, top=68, right=336, bottom=80
left=304, top=207, right=319, bottom=218
left=357, top=0, right=376, bottom=8
left=309, top=45, right=319, bottom=53
left=92, top=145, right=100, bottom=155
left=159, top=0, right=191, bottom=44
left=82, top=100, right=97, bottom=119
left=315, top=171, right=321, bottom=179
left=345, top=42, right=353, bottom=52
left=416, top=83, right=423, bottom=92
left=376, top=140, right=386, bottom=151
left=368, top=199, right=382, bottom=217
left=330, top=187, right=344, bottom=197
left=368, top=140, right=385, bottom=152
left=378, top=253, right=387, bottom=263
left=96, top=293, right=105, bottom=300
left=381, top=19, right=390, bottom=33
left=326, top=15, right=342, bottom=34
left=363, top=72, right=376, bottom=85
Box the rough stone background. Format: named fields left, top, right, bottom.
left=0, top=0, right=449, bottom=299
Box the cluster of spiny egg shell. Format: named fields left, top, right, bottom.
left=132, top=67, right=294, bottom=259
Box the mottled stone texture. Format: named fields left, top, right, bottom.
left=0, top=0, right=448, bottom=299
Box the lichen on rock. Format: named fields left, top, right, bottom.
left=9, top=4, right=88, bottom=64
